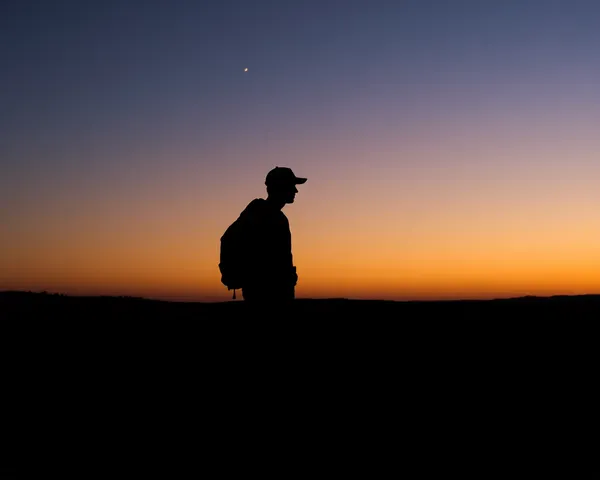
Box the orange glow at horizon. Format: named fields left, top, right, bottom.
left=3, top=116, right=599, bottom=302
left=3, top=173, right=599, bottom=302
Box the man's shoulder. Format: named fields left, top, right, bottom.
left=240, top=198, right=266, bottom=216
left=245, top=197, right=265, bottom=209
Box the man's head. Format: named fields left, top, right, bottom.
left=265, top=167, right=307, bottom=205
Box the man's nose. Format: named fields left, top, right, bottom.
left=293, top=186, right=298, bottom=193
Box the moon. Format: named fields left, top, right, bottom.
left=244, top=67, right=248, bottom=72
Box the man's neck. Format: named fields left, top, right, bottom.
left=265, top=196, right=285, bottom=211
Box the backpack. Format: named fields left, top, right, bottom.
left=218, top=216, right=248, bottom=299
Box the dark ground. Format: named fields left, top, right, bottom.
left=2, top=289, right=596, bottom=365
left=1, top=290, right=598, bottom=319
left=1, top=291, right=595, bottom=476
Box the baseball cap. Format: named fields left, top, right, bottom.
left=265, top=166, right=307, bottom=186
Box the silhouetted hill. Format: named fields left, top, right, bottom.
left=1, top=290, right=598, bottom=319
left=2, top=289, right=593, bottom=462
left=0, top=469, right=16, bottom=480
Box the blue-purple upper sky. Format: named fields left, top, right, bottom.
left=4, top=0, right=599, bottom=173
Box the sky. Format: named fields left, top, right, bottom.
left=2, top=0, right=599, bottom=302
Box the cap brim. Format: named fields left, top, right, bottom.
left=295, top=177, right=307, bottom=184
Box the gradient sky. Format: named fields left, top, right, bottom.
left=2, top=0, right=599, bottom=301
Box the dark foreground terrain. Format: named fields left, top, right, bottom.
left=1, top=290, right=598, bottom=319
left=1, top=290, right=594, bottom=475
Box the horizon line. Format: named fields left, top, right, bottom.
left=3, top=290, right=600, bottom=304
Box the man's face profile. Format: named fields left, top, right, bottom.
left=271, top=182, right=298, bottom=204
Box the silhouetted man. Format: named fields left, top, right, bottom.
left=237, top=167, right=307, bottom=306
